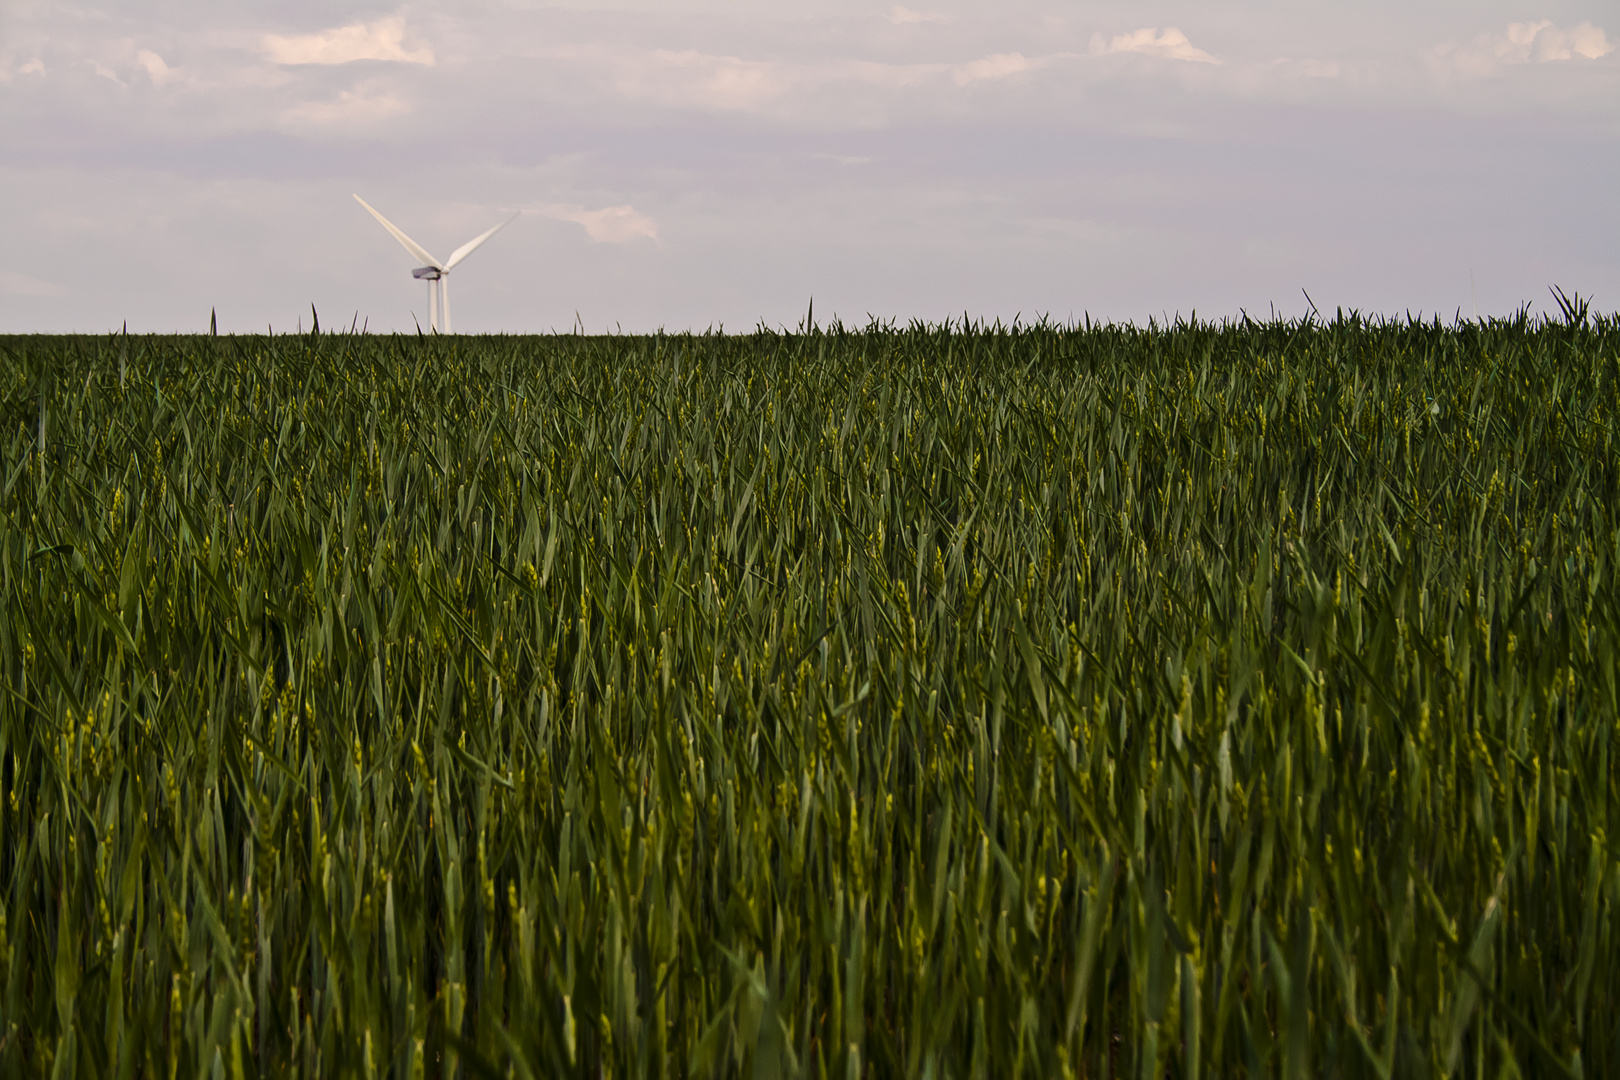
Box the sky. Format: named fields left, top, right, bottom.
left=1, top=1, right=1616, bottom=333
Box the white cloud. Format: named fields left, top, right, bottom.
left=282, top=85, right=411, bottom=127
left=0, top=271, right=67, bottom=298
left=838, top=58, right=949, bottom=91
left=1501, top=20, right=1612, bottom=61
left=618, top=49, right=788, bottom=111
left=262, top=17, right=433, bottom=66
left=952, top=52, right=1039, bottom=86
left=1090, top=28, right=1220, bottom=65
left=1434, top=20, right=1613, bottom=74
left=552, top=205, right=659, bottom=244
left=19, top=59, right=45, bottom=76
left=886, top=7, right=950, bottom=25
left=136, top=50, right=182, bottom=86
left=88, top=60, right=125, bottom=86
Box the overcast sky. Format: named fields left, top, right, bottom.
left=2, top=1, right=1616, bottom=333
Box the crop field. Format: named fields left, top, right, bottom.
left=0, top=310, right=1617, bottom=1078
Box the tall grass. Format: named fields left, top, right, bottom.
left=1, top=310, right=1617, bottom=1077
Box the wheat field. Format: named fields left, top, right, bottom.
left=0, top=310, right=1615, bottom=1077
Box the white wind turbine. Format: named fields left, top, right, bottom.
left=354, top=195, right=519, bottom=333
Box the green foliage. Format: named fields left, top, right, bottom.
left=1, top=310, right=1617, bottom=1078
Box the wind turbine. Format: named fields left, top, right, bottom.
left=353, top=195, right=519, bottom=333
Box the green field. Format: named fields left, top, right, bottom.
left=1, top=311, right=1617, bottom=1078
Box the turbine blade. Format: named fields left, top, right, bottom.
left=444, top=212, right=520, bottom=271
left=353, top=194, right=442, bottom=269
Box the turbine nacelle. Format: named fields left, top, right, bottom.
left=354, top=194, right=518, bottom=333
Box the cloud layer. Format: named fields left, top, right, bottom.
left=550, top=205, right=660, bottom=245
left=1091, top=28, right=1220, bottom=65
left=1490, top=20, right=1612, bottom=63
left=2, top=3, right=1616, bottom=332
left=1434, top=19, right=1614, bottom=75
left=262, top=17, right=434, bottom=67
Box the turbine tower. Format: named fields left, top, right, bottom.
left=354, top=195, right=518, bottom=333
